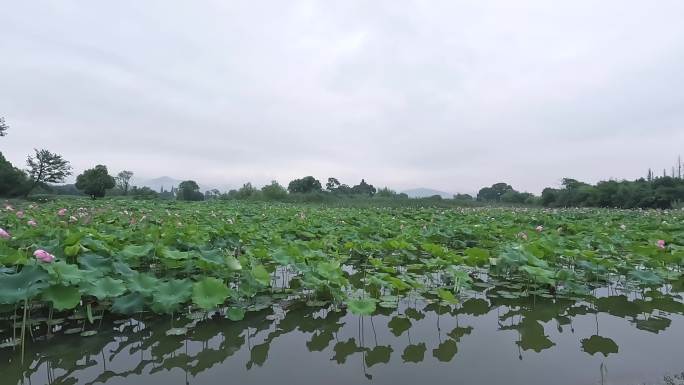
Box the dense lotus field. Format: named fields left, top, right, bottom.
left=0, top=200, right=683, bottom=348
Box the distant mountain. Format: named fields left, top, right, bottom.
left=402, top=188, right=453, bottom=199
left=132, top=176, right=183, bottom=192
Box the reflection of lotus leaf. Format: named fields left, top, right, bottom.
left=332, top=338, right=362, bottom=364
left=402, top=343, right=426, bottom=363
left=581, top=335, right=619, bottom=357
left=388, top=316, right=412, bottom=336
left=405, top=307, right=425, bottom=320
left=635, top=316, right=671, bottom=334
left=460, top=298, right=490, bottom=316
left=448, top=326, right=473, bottom=340
left=433, top=339, right=458, bottom=362
left=365, top=345, right=393, bottom=367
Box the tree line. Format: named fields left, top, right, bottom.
left=2, top=116, right=683, bottom=208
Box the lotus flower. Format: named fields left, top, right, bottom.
left=517, top=232, right=528, bottom=240
left=27, top=219, right=37, bottom=227
left=16, top=211, right=24, bottom=218
left=657, top=240, right=666, bottom=249
left=34, top=249, right=55, bottom=263
left=58, top=208, right=67, bottom=216
left=4, top=204, right=13, bottom=211
left=620, top=224, right=626, bottom=230
left=0, top=228, right=10, bottom=239
left=535, top=225, right=544, bottom=232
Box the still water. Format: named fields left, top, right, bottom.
left=2, top=286, right=684, bottom=385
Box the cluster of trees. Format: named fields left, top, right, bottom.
left=476, top=183, right=536, bottom=204
left=0, top=117, right=147, bottom=200
left=541, top=177, right=684, bottom=209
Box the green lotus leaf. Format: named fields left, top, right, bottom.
left=225, top=255, right=242, bottom=271
left=629, top=270, right=663, bottom=285
left=226, top=307, right=246, bottom=321
left=42, top=284, right=81, bottom=310
left=0, top=265, right=50, bottom=303
left=78, top=253, right=111, bottom=276
left=192, top=277, right=230, bottom=310
left=251, top=264, right=271, bottom=286
left=120, top=244, right=154, bottom=260
left=437, top=288, right=458, bottom=304
left=44, top=261, right=86, bottom=285
left=151, top=279, right=192, bottom=314
left=127, top=272, right=159, bottom=296
left=347, top=298, right=377, bottom=316
left=111, top=292, right=146, bottom=315
left=162, top=249, right=192, bottom=260
left=82, top=277, right=126, bottom=300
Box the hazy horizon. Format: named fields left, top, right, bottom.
left=2, top=1, right=684, bottom=195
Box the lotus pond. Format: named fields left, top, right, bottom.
left=1, top=201, right=684, bottom=384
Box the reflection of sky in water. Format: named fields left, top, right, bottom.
left=2, top=286, right=684, bottom=385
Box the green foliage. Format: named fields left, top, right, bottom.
left=75, top=165, right=115, bottom=198
left=26, top=149, right=72, bottom=196
left=261, top=181, right=288, bottom=200
left=0, top=116, right=8, bottom=137
left=477, top=182, right=514, bottom=202
left=116, top=170, right=134, bottom=195
left=177, top=180, right=204, bottom=201
left=0, top=152, right=28, bottom=197
left=0, top=200, right=682, bottom=323
left=347, top=298, right=377, bottom=315
left=541, top=176, right=684, bottom=209
left=130, top=186, right=159, bottom=200
left=287, top=176, right=322, bottom=194
left=192, top=277, right=231, bottom=309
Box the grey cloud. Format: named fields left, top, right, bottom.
left=2, top=0, right=684, bottom=194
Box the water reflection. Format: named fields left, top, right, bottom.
left=2, top=283, right=684, bottom=385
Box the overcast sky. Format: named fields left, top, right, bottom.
left=2, top=1, right=684, bottom=194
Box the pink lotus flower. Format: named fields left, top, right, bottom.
left=535, top=225, right=544, bottom=232
left=58, top=208, right=67, bottom=216
left=0, top=228, right=10, bottom=239
left=16, top=211, right=24, bottom=218
left=517, top=232, right=528, bottom=240
left=34, top=249, right=55, bottom=263
left=657, top=240, right=666, bottom=249
left=27, top=219, right=37, bottom=227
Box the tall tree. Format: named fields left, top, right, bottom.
left=326, top=177, right=341, bottom=192
left=477, top=182, right=514, bottom=202
left=116, top=170, right=134, bottom=195
left=0, top=117, right=8, bottom=137
left=0, top=152, right=28, bottom=197
left=25, top=149, right=72, bottom=196
left=351, top=179, right=377, bottom=196
left=177, top=180, right=204, bottom=201
left=75, top=165, right=116, bottom=199
left=287, top=176, right=322, bottom=194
